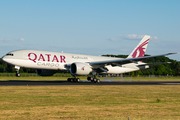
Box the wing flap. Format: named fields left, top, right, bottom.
left=137, top=62, right=171, bottom=67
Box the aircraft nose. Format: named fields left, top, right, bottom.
left=2, top=55, right=14, bottom=64
left=2, top=56, right=7, bottom=62
left=2, top=56, right=5, bottom=61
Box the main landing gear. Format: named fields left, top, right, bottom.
left=87, top=71, right=100, bottom=83
left=67, top=71, right=100, bottom=83
left=67, top=77, right=80, bottom=82
left=87, top=76, right=100, bottom=83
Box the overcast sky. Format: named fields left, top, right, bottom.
left=0, top=0, right=179, bottom=61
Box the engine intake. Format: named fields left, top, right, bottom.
left=70, top=63, right=92, bottom=75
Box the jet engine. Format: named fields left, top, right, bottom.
left=36, top=69, right=57, bottom=76
left=70, top=63, right=92, bottom=76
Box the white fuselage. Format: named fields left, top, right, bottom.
left=2, top=50, right=148, bottom=74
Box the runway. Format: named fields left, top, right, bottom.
left=0, top=80, right=180, bottom=86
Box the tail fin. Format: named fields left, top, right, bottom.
left=127, top=35, right=150, bottom=58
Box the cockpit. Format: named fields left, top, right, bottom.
left=6, top=53, right=14, bottom=56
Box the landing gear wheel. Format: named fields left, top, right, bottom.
left=67, top=78, right=71, bottom=82
left=67, top=78, right=80, bottom=83
left=93, top=78, right=97, bottom=83
left=96, top=79, right=100, bottom=83
left=93, top=79, right=100, bottom=83
left=73, top=78, right=76, bottom=82
left=87, top=77, right=93, bottom=81
left=76, top=78, right=80, bottom=83
left=16, top=73, right=20, bottom=77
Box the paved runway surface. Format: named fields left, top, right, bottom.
left=0, top=80, right=180, bottom=86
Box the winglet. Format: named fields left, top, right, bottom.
left=127, top=35, right=150, bottom=58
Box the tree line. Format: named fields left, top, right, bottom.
left=0, top=55, right=180, bottom=76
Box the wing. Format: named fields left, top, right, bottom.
left=89, top=53, right=177, bottom=66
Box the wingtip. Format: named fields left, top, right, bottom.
left=168, top=53, right=178, bottom=55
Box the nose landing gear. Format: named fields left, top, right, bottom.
left=15, top=66, right=20, bottom=77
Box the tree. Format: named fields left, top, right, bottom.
left=0, top=65, right=5, bottom=72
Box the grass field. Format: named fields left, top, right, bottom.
left=0, top=85, right=180, bottom=120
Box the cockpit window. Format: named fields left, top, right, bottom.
left=6, top=53, right=14, bottom=56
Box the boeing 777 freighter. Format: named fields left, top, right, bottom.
left=2, top=35, right=176, bottom=83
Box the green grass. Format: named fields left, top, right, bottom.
left=0, top=85, right=180, bottom=119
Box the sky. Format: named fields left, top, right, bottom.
left=0, top=0, right=180, bottom=61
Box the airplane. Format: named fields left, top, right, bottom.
left=2, top=35, right=176, bottom=83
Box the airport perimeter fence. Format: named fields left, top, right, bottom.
left=0, top=73, right=179, bottom=78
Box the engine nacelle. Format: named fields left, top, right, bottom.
left=36, top=69, right=57, bottom=76
left=70, top=63, right=92, bottom=76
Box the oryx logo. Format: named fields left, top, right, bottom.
left=81, top=66, right=85, bottom=71
left=132, top=39, right=149, bottom=58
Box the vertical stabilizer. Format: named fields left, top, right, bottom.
left=127, top=35, right=150, bottom=58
